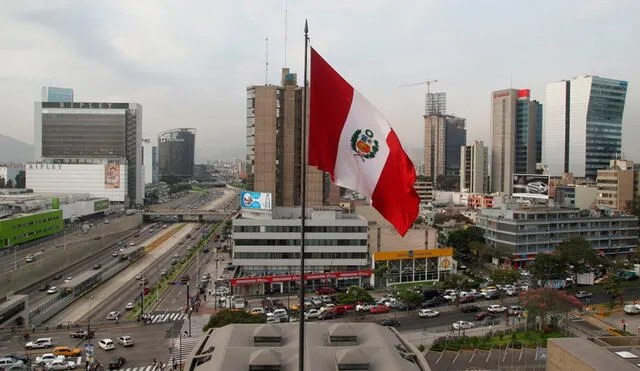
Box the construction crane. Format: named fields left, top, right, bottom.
left=399, top=79, right=444, bottom=116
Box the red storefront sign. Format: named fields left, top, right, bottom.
left=230, top=269, right=373, bottom=286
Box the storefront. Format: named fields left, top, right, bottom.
left=373, top=248, right=455, bottom=287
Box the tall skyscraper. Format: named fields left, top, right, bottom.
left=246, top=68, right=332, bottom=207
left=425, top=92, right=446, bottom=116
left=445, top=116, right=466, bottom=176
left=490, top=89, right=540, bottom=193
left=41, top=87, right=74, bottom=102
left=543, top=76, right=628, bottom=179
left=151, top=146, right=159, bottom=184
left=32, top=101, right=143, bottom=205
left=158, top=128, right=196, bottom=179
left=460, top=140, right=489, bottom=193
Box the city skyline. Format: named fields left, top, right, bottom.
left=0, top=1, right=638, bottom=163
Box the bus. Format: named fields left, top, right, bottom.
left=119, top=245, right=145, bottom=262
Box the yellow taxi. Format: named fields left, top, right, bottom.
left=53, top=346, right=81, bottom=357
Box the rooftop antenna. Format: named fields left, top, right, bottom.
left=265, top=37, right=269, bottom=85
left=284, top=0, right=288, bottom=67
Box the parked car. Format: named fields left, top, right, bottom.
left=508, top=306, right=527, bottom=316
left=116, top=336, right=134, bottom=347
left=317, top=287, right=336, bottom=295
left=318, top=310, right=337, bottom=320
left=108, top=357, right=125, bottom=370
left=0, top=358, right=24, bottom=370
left=575, top=291, right=593, bottom=299
left=418, top=309, right=440, bottom=318
left=461, top=305, right=481, bottom=313
left=53, top=347, right=80, bottom=357
left=355, top=304, right=374, bottom=312
left=370, top=305, right=391, bottom=314
left=487, top=305, right=507, bottom=313
left=26, top=338, right=54, bottom=350
left=304, top=309, right=322, bottom=320
left=2, top=355, right=28, bottom=364
left=474, top=312, right=497, bottom=321
left=459, top=295, right=475, bottom=304
left=452, top=321, right=475, bottom=330
left=98, top=339, right=115, bottom=351
left=378, top=319, right=401, bottom=327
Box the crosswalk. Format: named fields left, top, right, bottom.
left=114, top=366, right=157, bottom=371
left=147, top=311, right=187, bottom=323
left=168, top=314, right=209, bottom=366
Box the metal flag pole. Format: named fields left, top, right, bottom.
left=298, top=19, right=309, bottom=371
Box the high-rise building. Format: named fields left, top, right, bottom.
left=31, top=101, right=143, bottom=206
left=460, top=140, right=489, bottom=193
left=151, top=146, right=159, bottom=184
left=596, top=159, right=634, bottom=211
left=142, top=141, right=153, bottom=184
left=158, top=128, right=196, bottom=180
left=490, top=89, right=540, bottom=193
left=543, top=75, right=628, bottom=179
left=425, top=92, right=446, bottom=116
left=246, top=68, right=332, bottom=207
left=41, top=87, right=74, bottom=103
left=424, top=114, right=466, bottom=178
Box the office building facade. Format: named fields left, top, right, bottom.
left=33, top=102, right=143, bottom=206
left=460, top=140, right=489, bottom=193
left=41, top=87, right=74, bottom=103
left=543, top=75, right=628, bottom=179
left=246, top=69, right=330, bottom=207
left=424, top=114, right=466, bottom=178
left=151, top=146, right=159, bottom=184
left=158, top=128, right=196, bottom=179
left=596, top=159, right=634, bottom=212
left=477, top=205, right=639, bottom=267
left=491, top=89, right=541, bottom=193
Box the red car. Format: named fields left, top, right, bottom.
left=370, top=305, right=391, bottom=314
left=317, top=287, right=336, bottom=295
left=474, top=312, right=496, bottom=321
left=334, top=306, right=347, bottom=315
left=337, top=304, right=355, bottom=311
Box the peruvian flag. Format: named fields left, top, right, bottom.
left=309, top=48, right=419, bottom=236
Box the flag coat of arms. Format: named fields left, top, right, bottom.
left=309, top=48, right=420, bottom=236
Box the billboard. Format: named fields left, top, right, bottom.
left=104, top=164, right=120, bottom=189
left=512, top=174, right=550, bottom=199
left=94, top=199, right=110, bottom=211
left=240, top=191, right=272, bottom=210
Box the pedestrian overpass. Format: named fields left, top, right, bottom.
left=142, top=210, right=229, bottom=223
left=0, top=294, right=29, bottom=330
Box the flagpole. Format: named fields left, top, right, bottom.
left=299, top=19, right=309, bottom=371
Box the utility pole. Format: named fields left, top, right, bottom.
left=186, top=282, right=191, bottom=336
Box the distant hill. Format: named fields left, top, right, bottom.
left=0, top=135, right=33, bottom=163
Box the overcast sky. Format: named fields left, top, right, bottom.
left=0, top=0, right=638, bottom=162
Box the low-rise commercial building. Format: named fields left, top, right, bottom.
left=373, top=248, right=456, bottom=287
left=414, top=181, right=434, bottom=204
left=477, top=204, right=639, bottom=267
left=0, top=209, right=63, bottom=248
left=548, top=336, right=640, bottom=371
left=184, top=323, right=430, bottom=371
left=596, top=159, right=634, bottom=212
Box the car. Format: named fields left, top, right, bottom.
left=98, top=339, right=115, bottom=351
left=108, top=356, right=125, bottom=370
left=129, top=242, right=135, bottom=246
left=116, top=336, right=134, bottom=347
left=0, top=358, right=24, bottom=369
left=527, top=181, right=548, bottom=194
left=25, top=255, right=36, bottom=263
left=418, top=309, right=440, bottom=318
left=47, top=286, right=59, bottom=295
left=124, top=302, right=134, bottom=310
left=106, top=311, right=120, bottom=320
left=378, top=319, right=401, bottom=327
left=452, top=321, right=475, bottom=330
left=487, top=304, right=507, bottom=313
left=34, top=353, right=62, bottom=364
left=104, top=220, right=110, bottom=224
left=69, top=330, right=93, bottom=339
left=112, top=251, right=119, bottom=257
left=63, top=277, right=73, bottom=283
left=46, top=359, right=76, bottom=370
left=575, top=291, right=593, bottom=299
left=624, top=304, right=640, bottom=315
left=135, top=273, right=143, bottom=280
left=370, top=305, right=391, bottom=314
left=171, top=259, right=178, bottom=265
left=249, top=308, right=266, bottom=315
left=160, top=269, right=168, bottom=276
left=316, top=287, right=335, bottom=295
left=461, top=305, right=481, bottom=313
left=53, top=347, right=81, bottom=357
left=2, top=355, right=28, bottom=364
left=26, top=338, right=54, bottom=350
left=459, top=295, right=476, bottom=304
left=355, top=304, right=374, bottom=312
left=93, top=264, right=102, bottom=270
left=52, top=274, right=63, bottom=280
left=474, top=312, right=497, bottom=321
left=304, top=309, right=322, bottom=320
left=508, top=306, right=527, bottom=316
left=318, top=310, right=337, bottom=320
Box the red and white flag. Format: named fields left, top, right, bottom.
left=309, top=48, right=419, bottom=236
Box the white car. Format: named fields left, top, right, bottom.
left=624, top=304, right=640, bottom=315
left=35, top=354, right=63, bottom=364
left=304, top=309, right=322, bottom=319
left=117, top=336, right=134, bottom=347
left=26, top=338, right=54, bottom=349
left=488, top=304, right=507, bottom=313
left=355, top=304, right=374, bottom=312
left=106, top=311, right=120, bottom=320
left=418, top=309, right=440, bottom=318
left=125, top=302, right=134, bottom=310
left=47, top=286, right=59, bottom=295
left=0, top=358, right=24, bottom=369
left=452, top=321, right=475, bottom=330
left=98, top=339, right=115, bottom=351
left=129, top=242, right=135, bottom=246
left=47, top=359, right=76, bottom=370
left=64, top=277, right=73, bottom=283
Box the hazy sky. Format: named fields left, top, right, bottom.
left=0, top=0, right=638, bottom=162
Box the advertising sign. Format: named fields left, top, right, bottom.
left=512, top=174, right=550, bottom=199
left=84, top=344, right=94, bottom=363
left=104, top=164, right=120, bottom=189
left=231, top=269, right=372, bottom=286
left=240, top=191, right=272, bottom=210
left=94, top=199, right=109, bottom=211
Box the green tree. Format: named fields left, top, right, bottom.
left=519, top=288, right=583, bottom=330
left=14, top=171, right=25, bottom=188
left=529, top=253, right=567, bottom=287
left=393, top=288, right=425, bottom=309
left=555, top=237, right=599, bottom=285
left=336, top=285, right=374, bottom=305
left=601, top=276, right=624, bottom=305
left=203, top=309, right=265, bottom=330
left=446, top=227, right=484, bottom=267
left=374, top=265, right=388, bottom=288
left=489, top=269, right=521, bottom=302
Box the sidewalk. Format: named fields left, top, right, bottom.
left=55, top=223, right=199, bottom=323
left=401, top=321, right=511, bottom=347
